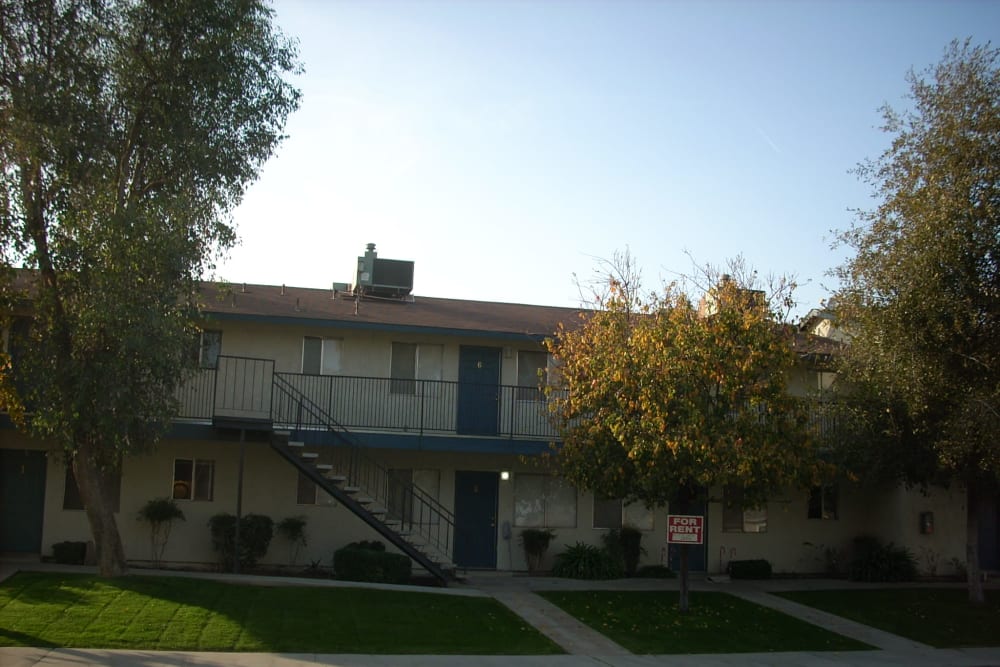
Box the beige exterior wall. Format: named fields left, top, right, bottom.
left=4, top=426, right=969, bottom=577
left=211, top=319, right=546, bottom=385
left=1, top=316, right=971, bottom=576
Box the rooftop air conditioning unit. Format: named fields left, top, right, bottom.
left=356, top=243, right=414, bottom=299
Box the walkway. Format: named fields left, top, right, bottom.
left=1, top=561, right=999, bottom=667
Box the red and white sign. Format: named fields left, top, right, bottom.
left=666, top=514, right=704, bottom=544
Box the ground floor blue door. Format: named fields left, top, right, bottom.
left=668, top=498, right=707, bottom=571
left=0, top=449, right=47, bottom=552
left=456, top=346, right=501, bottom=436
left=453, top=470, right=499, bottom=568
left=980, top=491, right=999, bottom=570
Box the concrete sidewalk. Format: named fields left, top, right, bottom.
left=2, top=561, right=999, bottom=667
left=4, top=647, right=1000, bottom=667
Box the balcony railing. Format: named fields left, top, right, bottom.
left=174, top=356, right=841, bottom=442
left=175, top=356, right=561, bottom=440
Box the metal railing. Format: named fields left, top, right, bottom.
left=177, top=360, right=560, bottom=440
left=272, top=373, right=459, bottom=563
left=175, top=357, right=843, bottom=444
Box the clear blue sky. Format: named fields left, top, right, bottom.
left=220, top=0, right=1000, bottom=319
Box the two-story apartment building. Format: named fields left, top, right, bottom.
left=0, top=247, right=985, bottom=582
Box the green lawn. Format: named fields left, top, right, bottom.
left=776, top=588, right=1000, bottom=648
left=539, top=590, right=872, bottom=654
left=0, top=573, right=562, bottom=654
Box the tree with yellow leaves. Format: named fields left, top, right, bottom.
left=546, top=256, right=823, bottom=611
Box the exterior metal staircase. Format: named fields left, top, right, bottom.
left=269, top=373, right=460, bottom=585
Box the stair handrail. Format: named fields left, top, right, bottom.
left=271, top=373, right=461, bottom=557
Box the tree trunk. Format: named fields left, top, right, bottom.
left=966, top=481, right=985, bottom=604
left=679, top=544, right=690, bottom=614
left=73, top=439, right=128, bottom=577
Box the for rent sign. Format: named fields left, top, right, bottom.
left=666, top=514, right=704, bottom=544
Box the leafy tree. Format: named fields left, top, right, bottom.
left=0, top=0, right=300, bottom=576
left=833, top=40, right=1000, bottom=604
left=546, top=255, right=823, bottom=611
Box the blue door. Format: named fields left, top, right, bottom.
left=0, top=449, right=47, bottom=552
left=456, top=346, right=501, bottom=435
left=980, top=492, right=999, bottom=570
left=668, top=498, right=708, bottom=572
left=453, top=471, right=499, bottom=568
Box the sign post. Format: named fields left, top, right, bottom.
left=666, top=514, right=704, bottom=545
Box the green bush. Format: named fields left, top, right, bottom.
left=276, top=516, right=308, bottom=565
left=344, top=539, right=386, bottom=552
left=333, top=543, right=411, bottom=584
left=519, top=528, right=556, bottom=573
left=727, top=558, right=773, bottom=579
left=137, top=498, right=185, bottom=568
left=634, top=564, right=676, bottom=578
left=619, top=525, right=645, bottom=576
left=600, top=526, right=647, bottom=577
left=551, top=542, right=624, bottom=580
left=848, top=535, right=917, bottom=582
left=208, top=513, right=274, bottom=570
left=52, top=541, right=87, bottom=564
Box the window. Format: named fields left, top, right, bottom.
left=592, top=496, right=654, bottom=530
left=722, top=486, right=767, bottom=533
left=516, top=350, right=548, bottom=400
left=173, top=459, right=214, bottom=501
left=808, top=485, right=839, bottom=520
left=297, top=471, right=317, bottom=505
left=624, top=501, right=655, bottom=531
left=390, top=342, right=442, bottom=395
left=195, top=330, right=222, bottom=369
left=593, top=496, right=622, bottom=530
left=63, top=466, right=121, bottom=512
left=390, top=342, right=416, bottom=394
left=513, top=474, right=577, bottom=528
left=302, top=337, right=341, bottom=375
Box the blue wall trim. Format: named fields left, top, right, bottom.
left=166, top=420, right=555, bottom=455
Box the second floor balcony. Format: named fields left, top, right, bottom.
left=175, top=356, right=561, bottom=441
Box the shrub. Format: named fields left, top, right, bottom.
left=600, top=529, right=623, bottom=568
left=208, top=513, right=274, bottom=570
left=551, top=542, right=624, bottom=580
left=137, top=498, right=185, bottom=568
left=519, top=528, right=556, bottom=573
left=727, top=558, right=773, bottom=579
left=333, top=543, right=411, bottom=584
left=52, top=541, right=87, bottom=564
left=848, top=535, right=918, bottom=582
left=276, top=516, right=308, bottom=565
left=619, top=525, right=645, bottom=576
left=634, top=564, right=676, bottom=578
left=344, top=539, right=386, bottom=552
left=600, top=526, right=646, bottom=577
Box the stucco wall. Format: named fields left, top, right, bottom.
left=3, top=430, right=970, bottom=577
left=211, top=320, right=546, bottom=385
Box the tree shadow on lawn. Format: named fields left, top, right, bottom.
left=0, top=572, right=561, bottom=654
